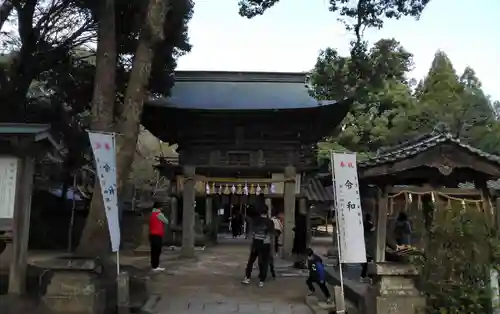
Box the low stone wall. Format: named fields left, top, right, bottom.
left=36, top=258, right=106, bottom=314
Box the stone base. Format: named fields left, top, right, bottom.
left=368, top=263, right=426, bottom=314
left=36, top=258, right=106, bottom=314
left=374, top=296, right=425, bottom=314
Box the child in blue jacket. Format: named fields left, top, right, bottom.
left=306, top=248, right=332, bottom=303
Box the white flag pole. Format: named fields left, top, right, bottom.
left=112, top=132, right=121, bottom=276
left=87, top=130, right=122, bottom=275
left=330, top=150, right=345, bottom=309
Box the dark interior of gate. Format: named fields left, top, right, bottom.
left=141, top=70, right=351, bottom=256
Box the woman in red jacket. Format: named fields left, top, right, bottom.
left=149, top=203, right=169, bottom=271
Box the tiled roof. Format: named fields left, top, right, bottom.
left=303, top=178, right=335, bottom=202
left=359, top=131, right=500, bottom=168
left=458, top=180, right=500, bottom=190
left=147, top=71, right=339, bottom=110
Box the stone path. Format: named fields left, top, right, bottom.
left=149, top=237, right=312, bottom=314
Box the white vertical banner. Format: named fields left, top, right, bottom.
left=331, top=152, right=366, bottom=263
left=88, top=131, right=121, bottom=252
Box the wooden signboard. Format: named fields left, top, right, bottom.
left=0, top=156, right=18, bottom=230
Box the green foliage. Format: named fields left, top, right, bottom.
left=0, top=0, right=192, bottom=201
left=238, top=0, right=430, bottom=88
left=414, top=201, right=500, bottom=314
left=309, top=40, right=500, bottom=156
left=238, top=0, right=430, bottom=36
left=310, top=38, right=417, bottom=152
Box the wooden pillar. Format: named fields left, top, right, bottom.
left=9, top=155, right=35, bottom=294
left=181, top=166, right=196, bottom=258
left=205, top=197, right=212, bottom=226
left=374, top=186, right=389, bottom=263
left=170, top=196, right=178, bottom=226
left=496, top=197, right=500, bottom=232
left=302, top=199, right=312, bottom=247
left=265, top=198, right=272, bottom=216
left=282, top=166, right=296, bottom=258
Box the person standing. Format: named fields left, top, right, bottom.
left=231, top=210, right=239, bottom=238
left=271, top=213, right=283, bottom=256
left=394, top=212, right=412, bottom=245
left=244, top=213, right=252, bottom=239
left=360, top=213, right=375, bottom=282
left=149, top=203, right=169, bottom=271
left=242, top=206, right=274, bottom=287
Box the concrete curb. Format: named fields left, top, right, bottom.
left=140, top=294, right=161, bottom=314
left=324, top=269, right=366, bottom=312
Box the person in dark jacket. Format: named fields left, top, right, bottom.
left=360, top=213, right=375, bottom=282
left=230, top=209, right=242, bottom=238
left=242, top=206, right=274, bottom=287
left=394, top=212, right=412, bottom=245
left=306, top=248, right=332, bottom=303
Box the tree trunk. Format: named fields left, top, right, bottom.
left=115, top=0, right=169, bottom=192
left=0, top=0, right=13, bottom=31
left=76, top=0, right=117, bottom=256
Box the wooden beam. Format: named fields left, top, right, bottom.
left=387, top=186, right=482, bottom=196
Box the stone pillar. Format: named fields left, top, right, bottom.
left=9, top=155, right=35, bottom=294
left=205, top=197, right=212, bottom=226
left=375, top=186, right=389, bottom=262
left=367, top=263, right=426, bottom=314
left=282, top=166, right=296, bottom=258
left=181, top=166, right=196, bottom=258
left=265, top=198, right=272, bottom=216
left=170, top=197, right=178, bottom=227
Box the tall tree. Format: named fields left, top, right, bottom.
left=76, top=0, right=193, bottom=255
left=411, top=52, right=496, bottom=144
left=0, top=0, right=13, bottom=30
left=493, top=100, right=500, bottom=120
left=239, top=0, right=431, bottom=81
left=411, top=51, right=466, bottom=136
left=76, top=0, right=117, bottom=256
left=311, top=38, right=416, bottom=152
left=0, top=0, right=96, bottom=121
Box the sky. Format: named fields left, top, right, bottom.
left=177, top=0, right=500, bottom=101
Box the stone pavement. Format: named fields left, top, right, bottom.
left=148, top=237, right=312, bottom=314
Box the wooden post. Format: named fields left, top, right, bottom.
left=181, top=166, right=196, bottom=258
left=374, top=186, right=388, bottom=263
left=9, top=155, right=35, bottom=294
left=170, top=196, right=178, bottom=227
left=305, top=200, right=312, bottom=247
left=492, top=196, right=500, bottom=313
left=205, top=197, right=212, bottom=226
left=496, top=197, right=500, bottom=232
left=282, top=166, right=296, bottom=258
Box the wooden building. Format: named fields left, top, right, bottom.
left=141, top=71, right=351, bottom=257
left=321, top=128, right=500, bottom=313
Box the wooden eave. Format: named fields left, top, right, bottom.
left=142, top=99, right=352, bottom=144
left=358, top=133, right=500, bottom=181
left=155, top=162, right=319, bottom=177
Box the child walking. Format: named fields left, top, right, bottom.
left=306, top=248, right=332, bottom=304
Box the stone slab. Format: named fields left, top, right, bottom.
left=153, top=299, right=311, bottom=314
